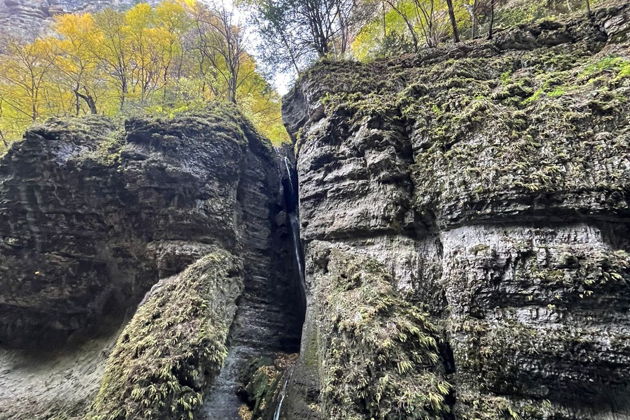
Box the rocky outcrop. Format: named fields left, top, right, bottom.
left=0, top=109, right=248, bottom=348
left=90, top=250, right=244, bottom=420
left=282, top=4, right=630, bottom=419
left=0, top=105, right=303, bottom=419
left=0, top=0, right=158, bottom=39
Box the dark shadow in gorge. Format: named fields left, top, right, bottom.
left=281, top=153, right=307, bottom=333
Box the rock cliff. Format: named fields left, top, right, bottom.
left=0, top=105, right=302, bottom=419
left=282, top=4, right=629, bottom=419
left=0, top=0, right=158, bottom=38
left=0, top=3, right=629, bottom=420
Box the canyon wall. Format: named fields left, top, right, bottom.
left=282, top=4, right=630, bottom=419
left=0, top=3, right=628, bottom=420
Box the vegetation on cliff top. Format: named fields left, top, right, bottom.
left=243, top=0, right=607, bottom=78
left=291, top=3, right=629, bottom=224
left=88, top=250, right=243, bottom=420
left=14, top=102, right=266, bottom=167
left=0, top=0, right=288, bottom=151
left=0, top=0, right=616, bottom=155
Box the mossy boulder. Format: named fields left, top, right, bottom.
left=88, top=250, right=243, bottom=420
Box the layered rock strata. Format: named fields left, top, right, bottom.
left=0, top=106, right=302, bottom=419
left=282, top=4, right=630, bottom=419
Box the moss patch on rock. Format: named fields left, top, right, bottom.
left=289, top=3, right=630, bottom=228
left=88, top=250, right=243, bottom=420
left=310, top=242, right=452, bottom=419
left=239, top=353, right=299, bottom=420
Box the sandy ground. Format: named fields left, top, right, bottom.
left=0, top=332, right=118, bottom=420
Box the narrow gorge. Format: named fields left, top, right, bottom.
left=0, top=3, right=629, bottom=420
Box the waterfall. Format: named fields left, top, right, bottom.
left=200, top=152, right=304, bottom=419
left=283, top=157, right=294, bottom=196
left=264, top=154, right=305, bottom=420
left=273, top=376, right=290, bottom=420
left=288, top=213, right=305, bottom=286
left=282, top=156, right=306, bottom=302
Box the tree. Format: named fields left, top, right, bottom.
left=192, top=4, right=247, bottom=103
left=445, top=0, right=460, bottom=42
left=0, top=37, right=55, bottom=124
left=381, top=0, right=449, bottom=49
left=382, top=0, right=421, bottom=51
left=0, top=130, right=8, bottom=150
left=93, top=9, right=131, bottom=111
left=412, top=0, right=445, bottom=48
left=487, top=0, right=495, bottom=39
left=247, top=0, right=308, bottom=74
left=0, top=0, right=290, bottom=145
left=154, top=0, right=192, bottom=85
left=244, top=0, right=363, bottom=72
left=47, top=14, right=102, bottom=114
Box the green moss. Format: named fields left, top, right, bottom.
left=313, top=246, right=451, bottom=419
left=290, top=4, right=630, bottom=419
left=579, top=55, right=630, bottom=81
left=454, top=390, right=578, bottom=420
left=240, top=353, right=299, bottom=419
left=547, top=87, right=566, bottom=97
left=91, top=129, right=125, bottom=165
left=88, top=250, right=243, bottom=420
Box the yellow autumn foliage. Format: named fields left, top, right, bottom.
left=0, top=0, right=289, bottom=147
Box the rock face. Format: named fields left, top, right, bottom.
left=282, top=4, right=630, bottom=419
left=1, top=3, right=629, bottom=420
left=0, top=106, right=302, bottom=418
left=0, top=0, right=158, bottom=39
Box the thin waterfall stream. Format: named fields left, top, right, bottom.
left=269, top=156, right=306, bottom=420
left=282, top=156, right=306, bottom=313
left=283, top=156, right=305, bottom=282
left=273, top=376, right=290, bottom=420
left=200, top=153, right=304, bottom=419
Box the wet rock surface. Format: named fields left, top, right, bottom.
left=0, top=111, right=248, bottom=348
left=282, top=4, right=630, bottom=419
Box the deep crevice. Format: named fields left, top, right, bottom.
left=200, top=147, right=306, bottom=419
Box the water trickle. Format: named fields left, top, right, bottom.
left=200, top=152, right=304, bottom=419
left=282, top=157, right=306, bottom=308
left=273, top=376, right=290, bottom=420
left=288, top=213, right=305, bottom=287
left=283, top=157, right=295, bottom=196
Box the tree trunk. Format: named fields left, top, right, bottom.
left=119, top=78, right=127, bottom=112
left=75, top=84, right=81, bottom=116
left=445, top=0, right=460, bottom=42
left=382, top=1, right=387, bottom=37
left=227, top=74, right=237, bottom=104
left=487, top=0, right=495, bottom=40
left=75, top=90, right=98, bottom=114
